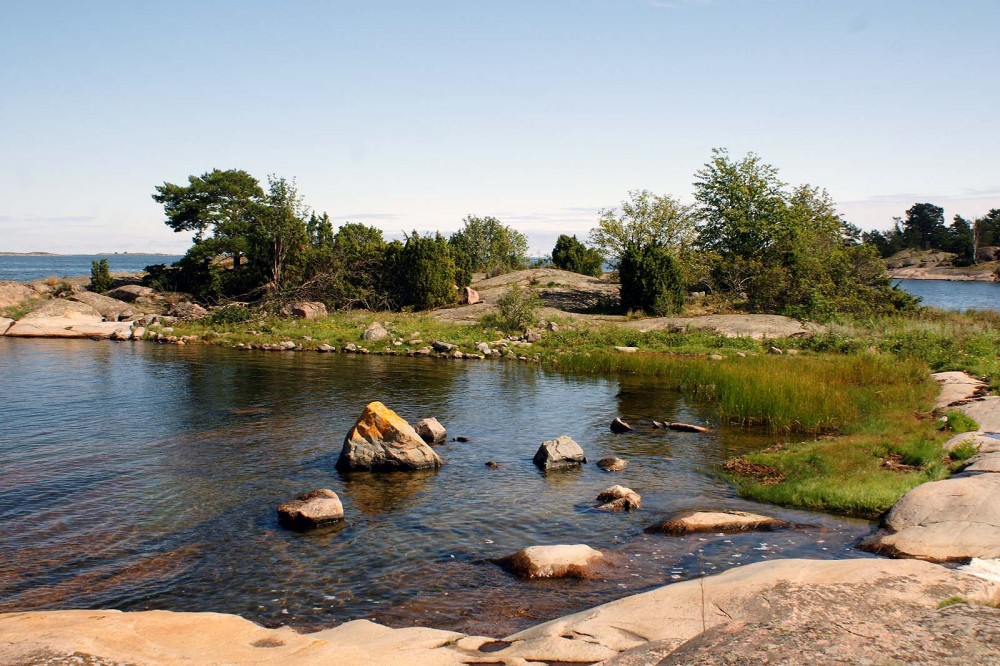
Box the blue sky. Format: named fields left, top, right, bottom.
left=2, top=0, right=998, bottom=254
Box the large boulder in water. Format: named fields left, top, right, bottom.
left=277, top=489, right=344, bottom=529
left=337, top=402, right=443, bottom=472
left=533, top=435, right=587, bottom=470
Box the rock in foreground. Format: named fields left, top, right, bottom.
left=860, top=473, right=1000, bottom=561
left=647, top=509, right=789, bottom=535
left=497, top=544, right=604, bottom=579
left=533, top=435, right=587, bottom=470
left=414, top=417, right=447, bottom=445
left=277, top=489, right=344, bottom=529
left=337, top=402, right=443, bottom=472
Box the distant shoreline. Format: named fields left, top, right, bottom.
left=0, top=252, right=178, bottom=257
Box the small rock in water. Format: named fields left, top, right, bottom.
left=414, top=417, right=447, bottom=445
left=485, top=461, right=499, bottom=469
left=596, top=485, right=641, bottom=511
left=610, top=417, right=633, bottom=433
left=533, top=435, right=586, bottom=470
left=495, top=544, right=604, bottom=579
left=454, top=435, right=471, bottom=442
left=277, top=489, right=344, bottom=529
left=597, top=457, right=628, bottom=472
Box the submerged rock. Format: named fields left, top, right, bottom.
left=533, top=435, right=587, bottom=470
left=277, top=489, right=344, bottom=529
left=414, top=417, right=447, bottom=445
left=664, top=422, right=711, bottom=434
left=597, top=457, right=628, bottom=472
left=647, top=509, right=790, bottom=535
left=497, top=544, right=604, bottom=579
left=596, top=485, right=641, bottom=511
left=336, top=401, right=443, bottom=472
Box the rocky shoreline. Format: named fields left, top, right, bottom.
left=1, top=558, right=997, bottom=665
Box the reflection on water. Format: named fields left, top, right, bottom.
left=0, top=339, right=876, bottom=635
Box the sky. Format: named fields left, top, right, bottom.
left=1, top=0, right=998, bottom=255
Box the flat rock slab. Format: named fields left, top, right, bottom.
left=503, top=558, right=995, bottom=659
left=860, top=473, right=1000, bottom=561
left=621, top=314, right=814, bottom=339
left=5, top=299, right=133, bottom=338
left=959, top=397, right=1000, bottom=433
left=69, top=291, right=135, bottom=320
left=647, top=509, right=789, bottom=535
left=0, top=281, right=36, bottom=308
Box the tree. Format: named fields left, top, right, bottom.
left=448, top=215, right=528, bottom=281
left=248, top=176, right=309, bottom=292
left=152, top=169, right=264, bottom=271
left=89, top=259, right=112, bottom=292
left=590, top=190, right=696, bottom=267
left=901, top=203, right=946, bottom=251
left=619, top=243, right=684, bottom=316
left=693, top=148, right=787, bottom=260
left=551, top=234, right=604, bottom=276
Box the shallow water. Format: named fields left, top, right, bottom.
left=0, top=339, right=875, bottom=635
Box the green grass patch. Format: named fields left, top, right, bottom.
left=945, top=409, right=979, bottom=434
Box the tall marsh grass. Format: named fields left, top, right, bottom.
left=546, top=352, right=934, bottom=435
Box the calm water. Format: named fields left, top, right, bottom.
left=0, top=339, right=874, bottom=635
left=0, top=254, right=182, bottom=281
left=896, top=278, right=1000, bottom=312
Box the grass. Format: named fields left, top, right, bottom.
left=945, top=409, right=979, bottom=434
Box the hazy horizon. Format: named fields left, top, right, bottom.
left=3, top=0, right=998, bottom=255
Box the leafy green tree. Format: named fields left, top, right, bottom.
left=590, top=190, right=696, bottom=268
left=395, top=232, right=457, bottom=310
left=694, top=148, right=787, bottom=260
left=152, top=169, right=264, bottom=271
left=317, top=223, right=392, bottom=310
left=491, top=283, right=542, bottom=332
left=551, top=234, right=604, bottom=276
left=448, top=215, right=529, bottom=280
left=618, top=243, right=684, bottom=315
left=88, top=259, right=113, bottom=292
left=248, top=176, right=309, bottom=292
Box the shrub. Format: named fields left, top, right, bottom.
left=948, top=441, right=978, bottom=463
left=207, top=303, right=260, bottom=325
left=395, top=232, right=457, bottom=310
left=490, top=283, right=542, bottom=332
left=89, top=259, right=113, bottom=292
left=551, top=234, right=604, bottom=276
left=619, top=244, right=684, bottom=315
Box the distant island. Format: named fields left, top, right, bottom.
left=0, top=252, right=178, bottom=256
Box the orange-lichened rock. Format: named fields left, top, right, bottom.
left=336, top=402, right=443, bottom=472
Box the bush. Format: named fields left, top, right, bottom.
left=551, top=235, right=604, bottom=276
left=207, top=303, right=260, bottom=325
left=619, top=244, right=684, bottom=315
left=490, top=283, right=542, bottom=332
left=89, top=259, right=113, bottom=292
left=395, top=232, right=457, bottom=310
